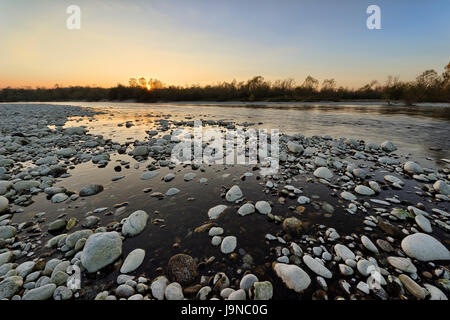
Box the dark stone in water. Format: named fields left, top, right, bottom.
left=377, top=219, right=404, bottom=238
left=168, top=253, right=198, bottom=286
left=79, top=184, right=104, bottom=197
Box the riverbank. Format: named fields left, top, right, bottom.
left=0, top=103, right=449, bottom=300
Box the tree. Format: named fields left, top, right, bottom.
left=128, top=78, right=138, bottom=87
left=321, top=78, right=336, bottom=91
left=416, top=69, right=439, bottom=88
left=302, top=76, right=319, bottom=91
left=138, top=77, right=147, bottom=88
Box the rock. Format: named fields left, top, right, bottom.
left=355, top=185, right=375, bottom=196
left=0, top=226, right=16, bottom=240
left=183, top=173, right=196, bottom=181
left=361, top=235, right=378, bottom=253
left=208, top=227, right=224, bottom=236
left=0, top=196, right=8, bottom=213
left=120, top=249, right=145, bottom=273
left=221, top=236, right=237, bottom=254
left=65, top=126, right=87, bottom=135
left=79, top=184, right=103, bottom=197
left=0, top=181, right=13, bottom=195
left=376, top=239, right=393, bottom=252
left=122, top=210, right=149, bottom=237
left=240, top=274, right=259, bottom=291
left=252, top=281, right=273, bottom=300
left=384, top=175, right=404, bottom=186
left=401, top=233, right=450, bottom=261
left=340, top=191, right=357, bottom=201
left=226, top=185, right=243, bottom=202
left=48, top=219, right=66, bottom=232
left=16, top=261, right=35, bottom=278
left=57, top=148, right=76, bottom=157
left=116, top=284, right=135, bottom=298
left=167, top=254, right=198, bottom=286
left=65, top=230, right=93, bottom=248
left=255, top=201, right=271, bottom=214
left=13, top=180, right=40, bottom=192
left=238, top=203, right=255, bottom=216
left=303, top=255, right=332, bottom=278
left=334, top=244, right=355, bottom=261
left=415, top=215, right=432, bottom=233
left=81, top=232, right=123, bottom=273
left=313, top=167, right=333, bottom=180
left=228, top=288, right=246, bottom=300
left=403, top=161, right=423, bottom=175
left=423, top=284, right=448, bottom=300
left=52, top=193, right=69, bottom=203
left=211, top=236, right=222, bottom=246
left=166, top=187, right=180, bottom=196
left=164, top=173, right=175, bottom=182
left=141, top=171, right=159, bottom=180
left=287, top=141, right=304, bottom=154
left=208, top=205, right=228, bottom=219
left=398, top=274, right=428, bottom=300
left=53, top=286, right=73, bottom=300
left=433, top=180, right=450, bottom=195
left=381, top=140, right=397, bottom=152
left=132, top=145, right=149, bottom=157
left=282, top=217, right=303, bottom=236
left=22, top=283, right=56, bottom=300
left=0, top=276, right=23, bottom=299
left=356, top=259, right=373, bottom=277
left=165, top=282, right=184, bottom=300
left=297, top=196, right=310, bottom=205
left=82, top=216, right=100, bottom=228
left=386, top=257, right=417, bottom=273
left=151, top=276, right=169, bottom=300
left=0, top=251, right=13, bottom=267
left=273, top=263, right=310, bottom=293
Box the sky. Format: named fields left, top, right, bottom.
left=0, top=0, right=449, bottom=89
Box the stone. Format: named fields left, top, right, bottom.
left=240, top=274, right=259, bottom=291
left=313, top=167, right=333, bottom=180
left=165, top=282, right=184, bottom=300
left=13, top=180, right=40, bottom=192
left=381, top=140, right=397, bottom=152
left=355, top=185, right=375, bottom=196
left=255, top=201, right=271, bottom=214
left=415, top=215, right=432, bottom=233
left=423, top=284, right=447, bottom=300
left=0, top=225, right=16, bottom=239
left=183, top=173, right=196, bottom=181
left=226, top=185, right=243, bottom=202
left=287, top=141, right=304, bottom=154
left=167, top=254, right=198, bottom=286
left=399, top=274, right=428, bottom=300
left=79, top=184, right=103, bottom=197
left=361, top=235, right=378, bottom=253
left=303, top=255, right=332, bottom=278
left=208, top=205, right=228, bottom=219
left=228, top=288, right=246, bottom=300
left=252, top=281, right=273, bottom=300
left=273, top=263, right=311, bottom=293
left=208, top=227, right=224, bottom=236
left=151, top=276, right=169, bottom=300
left=0, top=196, right=9, bottom=213
left=122, top=210, right=149, bottom=237
left=53, top=286, right=73, bottom=300
left=221, top=236, right=237, bottom=254
left=116, top=284, right=135, bottom=298
left=0, top=276, right=23, bottom=299
left=334, top=244, right=355, bottom=261
left=282, top=217, right=303, bottom=236
left=0, top=251, right=13, bottom=267
left=403, top=161, right=423, bottom=175
left=22, top=283, right=56, bottom=300
left=120, top=249, right=145, bottom=273
left=132, top=145, right=149, bottom=157
left=401, top=233, right=450, bottom=261
left=238, top=203, right=255, bottom=216
left=297, top=196, right=310, bottom=204
left=48, top=219, right=66, bottom=232
left=433, top=180, right=450, bottom=195
left=340, top=191, right=356, bottom=201
left=387, top=256, right=417, bottom=273
left=141, top=171, right=159, bottom=180
left=166, top=188, right=180, bottom=196
left=81, top=232, right=123, bottom=273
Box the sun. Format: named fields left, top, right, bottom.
left=146, top=84, right=152, bottom=91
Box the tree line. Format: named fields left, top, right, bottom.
left=1, top=63, right=449, bottom=104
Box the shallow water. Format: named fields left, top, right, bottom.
left=40, top=101, right=450, bottom=166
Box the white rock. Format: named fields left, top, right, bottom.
left=228, top=288, right=246, bottom=300
left=381, top=140, right=397, bottom=152
left=22, top=283, right=56, bottom=300
left=355, top=185, right=375, bottom=196
left=433, top=180, right=450, bottom=195
left=120, top=249, right=145, bottom=273
left=122, top=210, right=149, bottom=237
left=334, top=244, right=355, bottom=261
left=424, top=284, right=448, bottom=300
left=255, top=201, right=271, bottom=214
left=401, top=233, right=450, bottom=261
left=297, top=196, right=310, bottom=204
left=273, top=263, right=311, bottom=293
left=361, top=235, right=378, bottom=253
left=0, top=196, right=9, bottom=213
left=302, top=255, right=332, bottom=278
left=403, top=161, right=423, bottom=174
left=386, top=256, right=417, bottom=273
left=226, top=185, right=243, bottom=202
left=238, top=203, right=255, bottom=216
left=415, top=215, right=432, bottom=233
left=151, top=276, right=169, bottom=300
left=81, top=232, right=123, bottom=273
left=208, top=205, right=227, bottom=219
left=221, top=236, right=237, bottom=254
left=313, top=167, right=333, bottom=180
left=165, top=282, right=184, bottom=300
left=340, top=191, right=357, bottom=201
left=287, top=141, right=304, bottom=154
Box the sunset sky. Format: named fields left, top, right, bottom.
left=1, top=0, right=449, bottom=89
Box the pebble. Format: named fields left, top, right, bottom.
left=221, top=236, right=237, bottom=254
left=81, top=232, right=122, bottom=273
left=273, top=263, right=311, bottom=293
left=120, top=248, right=145, bottom=273
left=401, top=233, right=450, bottom=261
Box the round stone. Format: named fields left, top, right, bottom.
left=313, top=167, right=333, bottom=180
left=221, top=236, right=237, bottom=254
left=273, top=263, right=311, bottom=293
left=81, top=232, right=123, bottom=273
left=167, top=254, right=198, bottom=286
left=120, top=248, right=146, bottom=274
left=401, top=233, right=450, bottom=261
